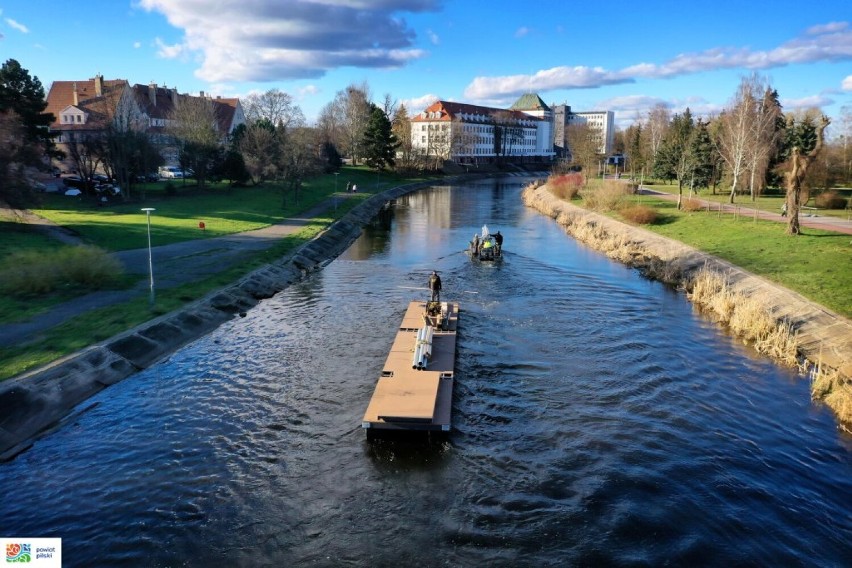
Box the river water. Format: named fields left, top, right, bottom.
left=2, top=177, right=850, bottom=566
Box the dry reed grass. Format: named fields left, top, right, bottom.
left=582, top=180, right=628, bottom=212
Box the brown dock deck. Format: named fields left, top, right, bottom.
left=362, top=300, right=459, bottom=433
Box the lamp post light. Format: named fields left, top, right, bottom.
left=141, top=208, right=155, bottom=308
left=333, top=172, right=340, bottom=213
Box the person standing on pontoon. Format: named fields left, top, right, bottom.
left=428, top=270, right=442, bottom=302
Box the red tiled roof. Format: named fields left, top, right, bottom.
left=45, top=78, right=129, bottom=128
left=411, top=100, right=539, bottom=123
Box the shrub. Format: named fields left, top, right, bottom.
left=583, top=180, right=627, bottom=212
left=548, top=172, right=584, bottom=200
left=814, top=191, right=848, bottom=210
left=0, top=246, right=123, bottom=296
left=620, top=205, right=658, bottom=225
left=681, top=198, right=703, bottom=212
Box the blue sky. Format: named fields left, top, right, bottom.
left=2, top=1, right=850, bottom=133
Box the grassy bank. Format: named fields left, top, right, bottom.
left=571, top=179, right=851, bottom=319
left=0, top=222, right=328, bottom=380
left=0, top=166, right=437, bottom=380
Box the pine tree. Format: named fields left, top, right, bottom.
left=0, top=59, right=57, bottom=157
left=362, top=105, right=398, bottom=171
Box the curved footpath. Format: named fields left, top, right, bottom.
left=2, top=175, right=850, bottom=458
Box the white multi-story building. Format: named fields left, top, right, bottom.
left=411, top=94, right=614, bottom=165
left=552, top=104, right=615, bottom=157
left=410, top=94, right=555, bottom=165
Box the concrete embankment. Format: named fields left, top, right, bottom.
left=522, top=183, right=852, bottom=428
left=0, top=180, right=443, bottom=459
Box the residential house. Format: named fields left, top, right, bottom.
left=44, top=74, right=245, bottom=171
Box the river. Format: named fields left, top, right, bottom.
left=2, top=177, right=850, bottom=566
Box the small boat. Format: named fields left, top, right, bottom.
left=362, top=298, right=459, bottom=435
left=468, top=224, right=502, bottom=261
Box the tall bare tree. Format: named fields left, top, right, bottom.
left=744, top=77, right=782, bottom=200
left=565, top=122, right=600, bottom=178
left=236, top=120, right=280, bottom=184
left=168, top=95, right=221, bottom=188
left=242, top=89, right=303, bottom=129
left=716, top=76, right=758, bottom=203
left=646, top=103, right=671, bottom=164
left=392, top=104, right=418, bottom=171
left=277, top=125, right=322, bottom=207
left=785, top=114, right=830, bottom=235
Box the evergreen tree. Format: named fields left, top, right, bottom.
left=0, top=59, right=56, bottom=156
left=687, top=119, right=715, bottom=193
left=762, top=88, right=786, bottom=189
left=362, top=104, right=398, bottom=171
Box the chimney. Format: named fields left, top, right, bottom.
left=200, top=90, right=205, bottom=98
left=149, top=82, right=157, bottom=106
left=171, top=88, right=178, bottom=106
left=73, top=82, right=78, bottom=106
left=94, top=74, right=104, bottom=96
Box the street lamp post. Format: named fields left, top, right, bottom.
left=333, top=172, right=340, bottom=213
left=141, top=208, right=155, bottom=308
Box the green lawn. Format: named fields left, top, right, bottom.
left=609, top=194, right=852, bottom=318
left=30, top=167, right=419, bottom=251
left=0, top=166, right=439, bottom=380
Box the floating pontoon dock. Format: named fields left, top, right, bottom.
left=362, top=300, right=459, bottom=433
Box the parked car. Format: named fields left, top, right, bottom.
left=96, top=183, right=121, bottom=196
left=64, top=188, right=82, bottom=197
left=63, top=176, right=86, bottom=189
left=159, top=166, right=184, bottom=179
left=92, top=173, right=109, bottom=183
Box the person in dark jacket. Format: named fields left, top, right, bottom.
left=494, top=231, right=503, bottom=252
left=428, top=270, right=442, bottom=302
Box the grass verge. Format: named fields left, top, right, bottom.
left=0, top=222, right=327, bottom=381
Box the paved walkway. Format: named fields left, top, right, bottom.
left=639, top=188, right=852, bottom=235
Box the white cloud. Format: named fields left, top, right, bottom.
left=138, top=0, right=438, bottom=82
left=426, top=28, right=439, bottom=45
left=515, top=26, right=529, bottom=38
left=4, top=18, right=29, bottom=33
left=464, top=22, right=852, bottom=102
left=465, top=65, right=630, bottom=100
left=154, top=37, right=186, bottom=59
left=401, top=93, right=440, bottom=113
left=806, top=21, right=848, bottom=35
left=842, top=75, right=852, bottom=91
left=133, top=41, right=142, bottom=48
left=298, top=84, right=320, bottom=97
left=782, top=94, right=834, bottom=110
